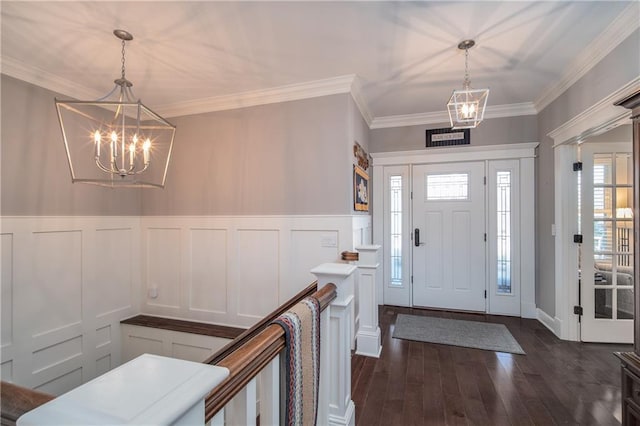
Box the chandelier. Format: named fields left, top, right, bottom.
left=55, top=30, right=176, bottom=188
left=447, top=39, right=489, bottom=129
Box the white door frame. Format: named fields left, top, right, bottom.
left=372, top=142, right=538, bottom=317
left=549, top=78, right=638, bottom=341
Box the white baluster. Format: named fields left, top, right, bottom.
left=355, top=244, right=382, bottom=358
left=209, top=409, right=224, bottom=426
left=259, top=355, right=280, bottom=426
left=225, top=377, right=257, bottom=426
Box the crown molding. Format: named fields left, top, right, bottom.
left=349, top=76, right=373, bottom=126
left=156, top=74, right=356, bottom=118
left=1, top=56, right=101, bottom=101
left=534, top=2, right=640, bottom=113
left=369, top=102, right=537, bottom=129
left=548, top=76, right=639, bottom=147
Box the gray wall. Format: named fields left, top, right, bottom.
left=536, top=29, right=640, bottom=316
left=1, top=75, right=142, bottom=216
left=369, top=115, right=538, bottom=152
left=141, top=93, right=353, bottom=215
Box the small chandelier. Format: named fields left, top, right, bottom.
left=447, top=39, right=489, bottom=129
left=55, top=30, right=176, bottom=188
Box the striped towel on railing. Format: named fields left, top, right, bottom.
left=273, top=296, right=321, bottom=426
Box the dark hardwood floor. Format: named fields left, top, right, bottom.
left=352, top=306, right=632, bottom=426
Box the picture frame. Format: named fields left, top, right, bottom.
left=354, top=165, right=369, bottom=212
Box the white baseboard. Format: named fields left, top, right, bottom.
left=536, top=308, right=561, bottom=337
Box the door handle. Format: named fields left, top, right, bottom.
left=414, top=229, right=425, bottom=247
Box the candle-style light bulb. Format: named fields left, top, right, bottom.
left=129, top=142, right=135, bottom=166
left=94, top=131, right=101, bottom=157
left=111, top=131, right=118, bottom=157
left=143, top=138, right=151, bottom=164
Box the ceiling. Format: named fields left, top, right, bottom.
left=2, top=1, right=638, bottom=125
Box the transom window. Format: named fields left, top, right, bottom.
left=426, top=173, right=469, bottom=200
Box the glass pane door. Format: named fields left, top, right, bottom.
left=581, top=143, right=634, bottom=343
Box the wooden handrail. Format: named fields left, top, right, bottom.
left=204, top=281, right=318, bottom=365
left=205, top=283, right=337, bottom=421
left=1, top=382, right=54, bottom=426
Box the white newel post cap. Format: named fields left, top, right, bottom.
left=355, top=244, right=381, bottom=266
left=311, top=262, right=356, bottom=304
left=17, top=354, right=229, bottom=425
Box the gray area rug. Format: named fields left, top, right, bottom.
left=392, top=314, right=525, bottom=355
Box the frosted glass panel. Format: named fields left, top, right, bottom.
left=390, top=175, right=402, bottom=286
left=496, top=171, right=511, bottom=294
left=426, top=173, right=468, bottom=200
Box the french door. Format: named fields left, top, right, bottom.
left=412, top=162, right=486, bottom=311
left=581, top=142, right=634, bottom=343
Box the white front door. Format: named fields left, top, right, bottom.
left=581, top=142, right=634, bottom=343
left=412, top=162, right=486, bottom=311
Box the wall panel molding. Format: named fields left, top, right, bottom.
left=140, top=215, right=370, bottom=328
left=0, top=216, right=141, bottom=395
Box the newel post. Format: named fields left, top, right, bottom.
left=355, top=245, right=382, bottom=358
left=311, top=263, right=356, bottom=426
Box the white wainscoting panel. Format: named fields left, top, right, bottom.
left=140, top=216, right=366, bottom=328
left=32, top=230, right=83, bottom=336
left=0, top=217, right=140, bottom=395
left=94, top=229, right=135, bottom=318
left=0, top=214, right=365, bottom=394
left=190, top=229, right=228, bottom=314
left=146, top=228, right=181, bottom=310
left=1, top=233, right=13, bottom=347
left=237, top=229, right=280, bottom=321
left=120, top=324, right=231, bottom=363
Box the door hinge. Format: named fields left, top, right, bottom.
left=573, top=162, right=583, bottom=171
left=411, top=191, right=413, bottom=200
left=484, top=233, right=487, bottom=242
left=573, top=305, right=583, bottom=316
left=484, top=290, right=487, bottom=299
left=573, top=234, right=583, bottom=244
left=484, top=176, right=487, bottom=185
left=411, top=276, right=413, bottom=284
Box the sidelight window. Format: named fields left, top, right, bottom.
left=496, top=171, right=512, bottom=294
left=390, top=175, right=403, bottom=286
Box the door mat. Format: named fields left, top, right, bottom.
left=392, top=314, right=525, bottom=355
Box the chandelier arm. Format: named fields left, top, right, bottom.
left=124, top=85, right=137, bottom=103
left=95, top=84, right=121, bottom=102
left=134, top=163, right=150, bottom=175
left=95, top=157, right=116, bottom=174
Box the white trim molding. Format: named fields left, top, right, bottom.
left=156, top=75, right=357, bottom=118
left=535, top=2, right=640, bottom=112
left=537, top=308, right=562, bottom=337
left=2, top=56, right=102, bottom=101
left=548, top=77, right=639, bottom=147
left=371, top=142, right=538, bottom=166
left=350, top=76, right=373, bottom=127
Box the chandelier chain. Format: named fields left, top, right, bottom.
left=463, top=48, right=470, bottom=89
left=121, top=38, right=126, bottom=80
